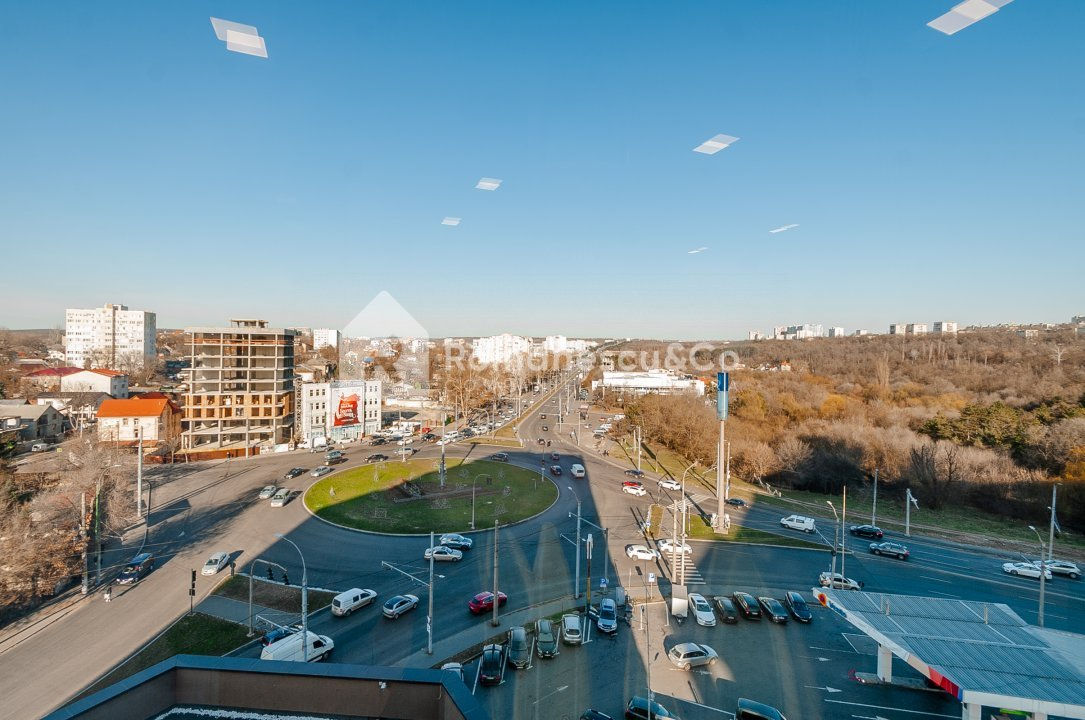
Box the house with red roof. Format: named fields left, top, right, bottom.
left=96, top=397, right=180, bottom=446
left=22, top=366, right=83, bottom=391
left=60, top=368, right=129, bottom=398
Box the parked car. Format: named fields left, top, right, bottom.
left=580, top=712, right=614, bottom=720
left=258, top=485, right=277, bottom=499
left=550, top=451, right=560, bottom=461
left=371, top=437, right=387, bottom=445
left=270, top=488, right=291, bottom=506
left=468, top=591, right=508, bottom=615
left=366, top=453, right=389, bottom=462
left=870, top=541, right=910, bottom=560
left=624, top=469, right=646, bottom=478
left=657, top=538, right=692, bottom=555
left=780, top=514, right=816, bottom=533
left=1047, top=560, right=1082, bottom=579
left=507, top=625, right=531, bottom=668
left=726, top=497, right=747, bottom=507
left=667, top=642, right=718, bottom=670
left=758, top=596, right=789, bottom=623
left=561, top=613, right=583, bottom=645
left=331, top=588, right=377, bottom=616
left=439, top=533, right=473, bottom=550
left=117, top=552, right=155, bottom=584
left=1002, top=561, right=1053, bottom=580
left=259, top=630, right=333, bottom=662
left=535, top=618, right=559, bottom=658
left=689, top=593, right=716, bottom=627
left=818, top=572, right=863, bottom=590
left=732, top=591, right=761, bottom=619
left=440, top=662, right=465, bottom=683
left=622, top=481, right=647, bottom=497
left=490, top=452, right=509, bottom=461
left=283, top=468, right=304, bottom=479
left=309, top=466, right=332, bottom=478
left=201, top=551, right=230, bottom=575
left=658, top=478, right=681, bottom=490
left=625, top=696, right=676, bottom=720
left=30, top=442, right=52, bottom=452
left=712, top=595, right=738, bottom=623
left=550, top=465, right=563, bottom=476
left=479, top=643, right=504, bottom=685
left=626, top=544, right=660, bottom=561
left=597, top=598, right=618, bottom=634
left=849, top=524, right=884, bottom=539
left=570, top=463, right=586, bottom=478
left=382, top=594, right=419, bottom=619
left=783, top=591, right=812, bottom=623
left=424, top=545, right=463, bottom=562
left=737, top=697, right=789, bottom=720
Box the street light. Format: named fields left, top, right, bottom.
left=1027, top=525, right=1048, bottom=628
left=826, top=501, right=840, bottom=581
left=568, top=485, right=582, bottom=600
left=274, top=533, right=309, bottom=661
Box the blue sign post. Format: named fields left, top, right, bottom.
left=716, top=372, right=729, bottom=420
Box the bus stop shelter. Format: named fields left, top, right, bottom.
left=814, top=588, right=1085, bottom=720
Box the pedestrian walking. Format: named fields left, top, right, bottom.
left=229, top=560, right=235, bottom=576
left=103, top=585, right=112, bottom=603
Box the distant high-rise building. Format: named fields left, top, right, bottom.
left=932, top=321, right=958, bottom=335
left=543, top=335, right=568, bottom=353
left=888, top=324, right=905, bottom=335
left=1072, top=315, right=1085, bottom=325
left=312, top=328, right=341, bottom=350
left=853, top=329, right=869, bottom=336
left=828, top=327, right=846, bottom=338
left=772, top=324, right=823, bottom=340
left=906, top=323, right=929, bottom=335
left=473, top=334, right=531, bottom=364
left=65, top=303, right=156, bottom=369
left=748, top=331, right=765, bottom=341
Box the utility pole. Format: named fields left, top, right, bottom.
left=1029, top=525, right=1047, bottom=627
left=572, top=489, right=582, bottom=600
left=905, top=488, right=918, bottom=536
left=275, top=535, right=309, bottom=660
left=841, top=485, right=847, bottom=581
left=491, top=520, right=500, bottom=626
left=826, top=501, right=839, bottom=579
left=724, top=441, right=731, bottom=504
left=585, top=533, right=594, bottom=611
left=1048, top=484, right=1059, bottom=564
left=80, top=492, right=89, bottom=594
left=136, top=425, right=143, bottom=517
left=870, top=468, right=879, bottom=526
left=715, top=372, right=729, bottom=529
left=671, top=499, right=680, bottom=585
left=439, top=440, right=446, bottom=488
left=427, top=530, right=435, bottom=654
left=635, top=426, right=642, bottom=471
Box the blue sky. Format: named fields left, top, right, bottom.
left=1, top=1, right=1082, bottom=339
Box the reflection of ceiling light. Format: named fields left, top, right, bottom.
left=210, top=17, right=268, bottom=58
left=441, top=217, right=461, bottom=226
left=769, top=224, right=799, bottom=234
left=475, top=178, right=502, bottom=191
left=928, top=0, right=1012, bottom=35
left=692, top=134, right=739, bottom=155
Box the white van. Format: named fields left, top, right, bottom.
left=260, top=630, right=334, bottom=662
left=780, top=514, right=816, bottom=533
left=331, top=588, right=377, bottom=617
left=570, top=464, right=586, bottom=478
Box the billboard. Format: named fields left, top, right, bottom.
left=331, top=381, right=368, bottom=427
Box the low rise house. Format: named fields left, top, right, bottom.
left=96, top=397, right=181, bottom=447
left=60, top=369, right=129, bottom=398
left=36, top=392, right=112, bottom=433
left=7, top=404, right=66, bottom=443
left=22, top=366, right=83, bottom=391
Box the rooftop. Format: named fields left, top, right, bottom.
left=97, top=398, right=177, bottom=418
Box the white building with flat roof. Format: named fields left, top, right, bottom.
left=932, top=321, right=958, bottom=335
left=906, top=323, right=929, bottom=335
left=312, top=328, right=341, bottom=350
left=772, top=324, right=823, bottom=340
left=473, top=334, right=531, bottom=365
left=300, top=379, right=381, bottom=443
left=828, top=327, right=846, bottom=338
left=591, top=370, right=705, bottom=396
left=65, top=303, right=156, bottom=369
left=889, top=324, right=905, bottom=335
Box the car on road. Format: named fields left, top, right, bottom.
left=331, top=588, right=377, bottom=616
left=258, top=485, right=277, bottom=499
left=689, top=593, right=716, bottom=626
left=550, top=451, right=560, bottom=461
left=310, top=466, right=332, bottom=478
left=783, top=591, right=812, bottom=623
left=537, top=438, right=546, bottom=445
left=579, top=711, right=614, bottom=720
left=780, top=514, right=816, bottom=533
left=849, top=524, right=884, bottom=539
left=818, top=572, right=863, bottom=590
left=31, top=442, right=52, bottom=452
left=626, top=544, right=660, bottom=561
left=490, top=452, right=509, bottom=461
left=117, top=552, right=155, bottom=584
left=324, top=450, right=344, bottom=464
left=270, top=488, right=292, bottom=506
left=625, top=695, right=676, bottom=720
left=658, top=478, right=681, bottom=490
left=624, top=469, right=645, bottom=478
left=365, top=453, right=389, bottom=462
left=283, top=468, right=305, bottom=479
left=726, top=497, right=747, bottom=507
left=712, top=596, right=738, bottom=623
left=657, top=538, right=692, bottom=555
left=737, top=697, right=789, bottom=720
left=201, top=551, right=230, bottom=575
left=757, top=596, right=789, bottom=623
left=424, top=545, right=463, bottom=562
left=536, top=618, right=559, bottom=658
left=479, top=643, right=504, bottom=685
left=621, top=481, right=646, bottom=497
left=371, top=437, right=387, bottom=445
left=1002, top=561, right=1053, bottom=580
left=382, top=594, right=419, bottom=619
left=597, top=598, right=618, bottom=634
left=507, top=626, right=531, bottom=669
left=561, top=613, right=583, bottom=645
left=870, top=541, right=910, bottom=560
left=468, top=591, right=508, bottom=615
left=732, top=591, right=761, bottom=619
left=1047, top=560, right=1081, bottom=579
left=550, top=464, right=563, bottom=476
left=259, top=630, right=333, bottom=662
left=439, top=533, right=473, bottom=550
left=667, top=642, right=718, bottom=670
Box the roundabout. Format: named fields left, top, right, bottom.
left=303, top=457, right=559, bottom=535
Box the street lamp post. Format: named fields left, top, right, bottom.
left=273, top=534, right=309, bottom=660
left=826, top=501, right=840, bottom=580
left=1028, top=525, right=1048, bottom=628
left=568, top=485, right=582, bottom=600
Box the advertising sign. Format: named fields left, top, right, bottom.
left=333, top=393, right=360, bottom=426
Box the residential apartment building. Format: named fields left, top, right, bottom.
left=181, top=319, right=297, bottom=456
left=591, top=369, right=705, bottom=396
left=65, top=303, right=156, bottom=369
left=312, top=328, right=341, bottom=350
left=932, top=321, right=958, bottom=335
left=888, top=324, right=905, bottom=335
left=906, top=323, right=929, bottom=335
left=60, top=368, right=129, bottom=398
left=828, top=327, right=846, bottom=338
left=97, top=397, right=181, bottom=446
left=472, top=333, right=531, bottom=364
left=299, top=379, right=381, bottom=443
left=772, top=324, right=823, bottom=340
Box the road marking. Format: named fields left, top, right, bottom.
left=805, top=685, right=842, bottom=693
left=801, top=655, right=831, bottom=662
left=852, top=715, right=890, bottom=720
left=825, top=700, right=959, bottom=717
left=532, top=685, right=568, bottom=704
left=919, top=575, right=952, bottom=584
left=672, top=697, right=732, bottom=715
left=809, top=645, right=856, bottom=654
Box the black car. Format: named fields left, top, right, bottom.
left=624, top=469, right=646, bottom=478
left=712, top=595, right=738, bottom=624
left=422, top=433, right=437, bottom=441
left=479, top=643, right=504, bottom=685
left=726, top=497, right=747, bottom=507
left=117, top=553, right=155, bottom=584
left=371, top=437, right=387, bottom=445
left=783, top=591, right=813, bottom=623
left=550, top=465, right=563, bottom=476
left=731, top=591, right=761, bottom=619
left=849, top=524, right=883, bottom=540
left=491, top=452, right=509, bottom=461
left=283, top=468, right=305, bottom=479
left=366, top=453, right=389, bottom=462
left=757, top=596, right=789, bottom=624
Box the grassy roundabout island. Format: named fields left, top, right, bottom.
left=304, top=458, right=559, bottom=534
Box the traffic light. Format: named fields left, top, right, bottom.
left=282, top=573, right=290, bottom=586
left=267, top=566, right=274, bottom=581
left=189, top=569, right=196, bottom=597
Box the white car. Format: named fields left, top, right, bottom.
left=424, top=546, right=463, bottom=562
left=310, top=466, right=333, bottom=478
left=1002, top=562, right=1053, bottom=580
left=658, top=539, right=692, bottom=555
left=270, top=488, right=291, bottom=507
left=689, top=593, right=716, bottom=627
left=201, top=551, right=230, bottom=575
left=561, top=613, right=583, bottom=645
left=622, top=483, right=647, bottom=497
left=818, top=572, right=862, bottom=590
left=258, top=485, right=277, bottom=499
left=780, top=514, right=816, bottom=533
left=626, top=544, right=660, bottom=561
left=658, top=479, right=681, bottom=491
left=1047, top=560, right=1081, bottom=580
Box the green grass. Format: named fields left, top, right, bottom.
left=80, top=612, right=250, bottom=698
left=304, top=458, right=558, bottom=534
left=212, top=575, right=336, bottom=613
left=469, top=436, right=523, bottom=448
left=683, top=516, right=824, bottom=548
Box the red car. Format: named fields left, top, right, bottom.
left=468, top=591, right=508, bottom=615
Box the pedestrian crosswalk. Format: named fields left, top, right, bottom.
left=662, top=552, right=706, bottom=585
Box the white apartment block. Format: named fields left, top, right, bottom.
left=889, top=324, right=905, bottom=335
left=828, top=327, right=846, bottom=338
left=473, top=334, right=531, bottom=365
left=65, top=303, right=156, bottom=369
left=932, top=321, right=958, bottom=335
left=772, top=324, right=823, bottom=340
left=543, top=335, right=567, bottom=353
left=592, top=370, right=705, bottom=396
left=312, top=328, right=341, bottom=350
left=906, top=323, right=929, bottom=335
left=748, top=331, right=765, bottom=341
left=300, top=380, right=381, bottom=442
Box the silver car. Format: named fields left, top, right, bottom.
left=561, top=613, right=582, bottom=645
left=668, top=642, right=718, bottom=670
left=596, top=598, right=618, bottom=634
left=1046, top=560, right=1081, bottom=580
